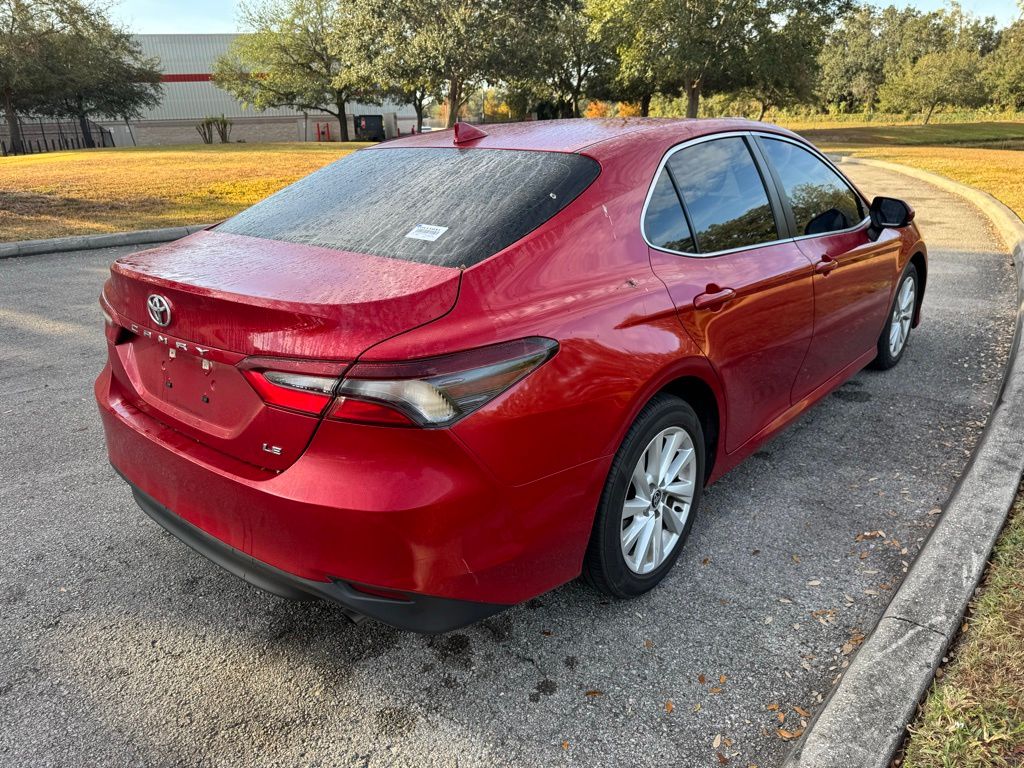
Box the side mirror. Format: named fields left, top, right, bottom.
left=869, top=196, right=915, bottom=230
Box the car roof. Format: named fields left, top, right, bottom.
left=372, top=117, right=804, bottom=155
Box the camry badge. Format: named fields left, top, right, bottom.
left=147, top=294, right=172, bottom=327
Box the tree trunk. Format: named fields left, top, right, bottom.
left=414, top=99, right=424, bottom=132
left=756, top=100, right=768, bottom=121
left=640, top=92, right=652, bottom=117
left=685, top=82, right=701, bottom=119
left=445, top=77, right=462, bottom=127
left=336, top=95, right=349, bottom=141
left=2, top=87, right=22, bottom=154
left=78, top=108, right=95, bottom=149
left=923, top=102, right=937, bottom=125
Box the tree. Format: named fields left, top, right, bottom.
left=35, top=15, right=162, bottom=147
left=213, top=0, right=378, bottom=141
left=535, top=0, right=605, bottom=118
left=0, top=0, right=65, bottom=153
left=742, top=0, right=849, bottom=120
left=342, top=0, right=437, bottom=131
left=819, top=3, right=998, bottom=114
left=879, top=48, right=984, bottom=123
left=589, top=0, right=761, bottom=119
left=1, top=0, right=160, bottom=153
left=377, top=0, right=552, bottom=128
left=985, top=19, right=1024, bottom=110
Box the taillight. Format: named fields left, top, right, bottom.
left=99, top=294, right=123, bottom=344
left=239, top=357, right=346, bottom=416
left=328, top=337, right=558, bottom=427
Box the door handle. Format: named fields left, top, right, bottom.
left=815, top=254, right=839, bottom=275
left=693, top=286, right=736, bottom=311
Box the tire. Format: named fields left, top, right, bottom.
left=871, top=263, right=919, bottom=371
left=582, top=393, right=705, bottom=598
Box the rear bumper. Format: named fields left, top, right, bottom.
left=123, top=474, right=502, bottom=632
left=96, top=363, right=608, bottom=629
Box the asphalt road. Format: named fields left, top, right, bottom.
left=0, top=164, right=1017, bottom=768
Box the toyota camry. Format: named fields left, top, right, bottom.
left=95, top=118, right=926, bottom=632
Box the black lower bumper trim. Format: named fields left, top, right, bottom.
left=119, top=471, right=507, bottom=633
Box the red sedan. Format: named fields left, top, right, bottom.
left=96, top=118, right=926, bottom=632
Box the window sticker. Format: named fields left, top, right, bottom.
left=405, top=224, right=449, bottom=242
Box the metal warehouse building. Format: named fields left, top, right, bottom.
left=99, top=34, right=416, bottom=146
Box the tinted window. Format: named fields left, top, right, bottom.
left=759, top=138, right=864, bottom=236
left=644, top=171, right=695, bottom=252
left=667, top=137, right=779, bottom=253
left=219, top=147, right=600, bottom=268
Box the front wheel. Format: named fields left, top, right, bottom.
left=582, top=393, right=705, bottom=598
left=871, top=264, right=918, bottom=370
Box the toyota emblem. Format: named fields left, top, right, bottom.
left=147, top=294, right=172, bottom=327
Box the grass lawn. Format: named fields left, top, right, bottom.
left=816, top=144, right=1024, bottom=222
left=793, top=119, right=1024, bottom=149
left=0, top=142, right=366, bottom=242
left=901, top=489, right=1024, bottom=768
left=804, top=120, right=1024, bottom=223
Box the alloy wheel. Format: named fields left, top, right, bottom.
left=888, top=275, right=916, bottom=357
left=620, top=426, right=697, bottom=575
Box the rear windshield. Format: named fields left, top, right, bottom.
left=218, top=147, right=601, bottom=268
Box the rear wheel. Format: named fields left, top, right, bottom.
left=871, top=264, right=918, bottom=370
left=583, top=394, right=705, bottom=598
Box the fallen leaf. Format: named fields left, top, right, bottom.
left=665, top=700, right=674, bottom=713
left=777, top=728, right=804, bottom=740
left=644, top=638, right=654, bottom=649
left=698, top=674, right=707, bottom=685
left=777, top=712, right=785, bottom=723
left=766, top=703, right=779, bottom=711
left=584, top=690, right=603, bottom=697
left=794, top=705, right=811, bottom=718
left=717, top=752, right=729, bottom=764
left=719, top=674, right=727, bottom=684
left=710, top=686, right=723, bottom=694
left=855, top=530, right=885, bottom=542
left=807, top=579, right=821, bottom=587
left=791, top=554, right=801, bottom=563
left=562, top=741, right=569, bottom=750
left=713, top=734, right=722, bottom=749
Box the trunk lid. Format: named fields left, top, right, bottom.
left=103, top=230, right=461, bottom=471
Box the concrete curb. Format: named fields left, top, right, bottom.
left=0, top=223, right=214, bottom=260
left=784, top=157, right=1024, bottom=768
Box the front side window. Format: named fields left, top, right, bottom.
left=644, top=171, right=696, bottom=253
left=667, top=137, right=779, bottom=254
left=758, top=138, right=864, bottom=237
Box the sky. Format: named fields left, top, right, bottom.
left=110, top=0, right=1020, bottom=35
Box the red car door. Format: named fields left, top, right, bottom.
left=645, top=135, right=815, bottom=453
left=755, top=135, right=902, bottom=401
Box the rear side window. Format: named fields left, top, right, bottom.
left=218, top=147, right=601, bottom=268
left=667, top=137, right=779, bottom=253
left=758, top=138, right=864, bottom=236
left=644, top=171, right=696, bottom=253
